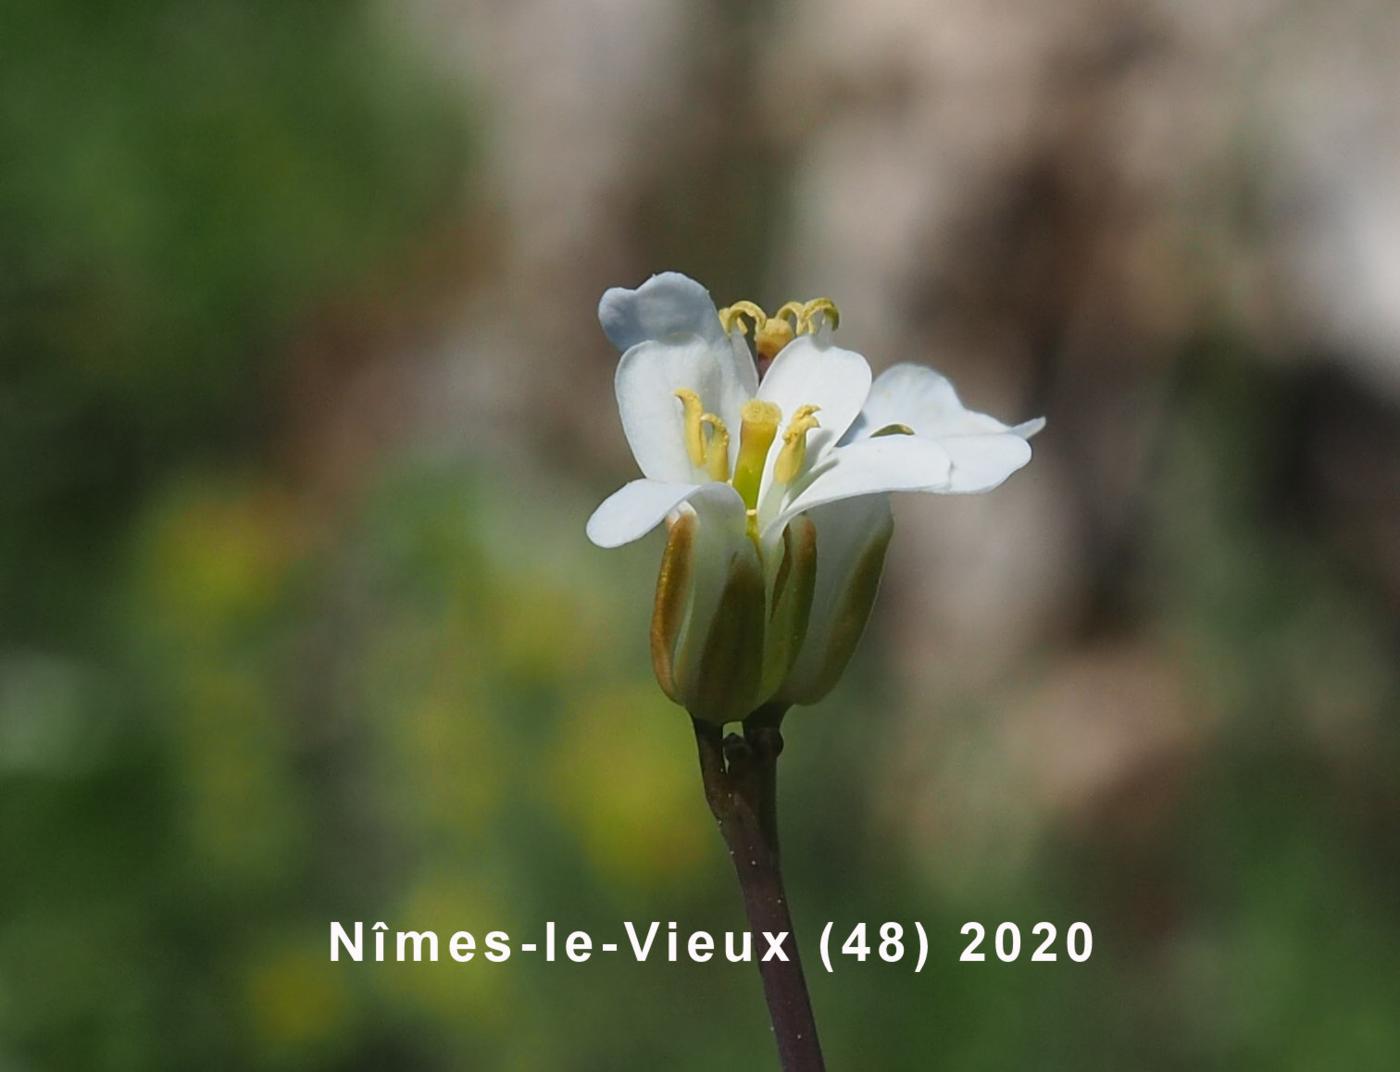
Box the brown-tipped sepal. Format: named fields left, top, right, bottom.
left=650, top=511, right=696, bottom=703
left=758, top=515, right=817, bottom=701
left=650, top=504, right=766, bottom=725
left=777, top=497, right=894, bottom=707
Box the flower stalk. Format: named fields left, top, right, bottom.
left=692, top=708, right=825, bottom=1072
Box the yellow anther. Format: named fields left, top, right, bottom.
left=700, top=413, right=730, bottom=481
left=774, top=301, right=805, bottom=326
left=775, top=404, right=821, bottom=484
left=798, top=298, right=840, bottom=334
left=674, top=388, right=707, bottom=467
left=718, top=300, right=767, bottom=337
left=734, top=399, right=781, bottom=509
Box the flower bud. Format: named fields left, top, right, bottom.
left=650, top=504, right=766, bottom=724
left=776, top=497, right=894, bottom=707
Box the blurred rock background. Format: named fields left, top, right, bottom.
left=2, top=0, right=1397, bottom=1069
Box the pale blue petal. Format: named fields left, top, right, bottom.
left=599, top=272, right=725, bottom=352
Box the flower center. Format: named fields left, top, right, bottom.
left=675, top=390, right=823, bottom=532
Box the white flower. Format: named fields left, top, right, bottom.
left=587, top=272, right=1043, bottom=719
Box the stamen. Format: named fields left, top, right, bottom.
left=722, top=295, right=840, bottom=360
left=674, top=388, right=707, bottom=467
left=798, top=298, right=840, bottom=334
left=700, top=413, right=730, bottom=481
left=773, top=301, right=805, bottom=327
left=775, top=404, right=821, bottom=484
left=734, top=399, right=781, bottom=509
left=718, top=300, right=767, bottom=338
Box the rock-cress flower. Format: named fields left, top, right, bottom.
left=587, top=272, right=1043, bottom=723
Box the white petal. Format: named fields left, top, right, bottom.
left=680, top=481, right=750, bottom=529
left=758, top=334, right=873, bottom=455
left=768, top=435, right=952, bottom=535
left=586, top=479, right=699, bottom=548
left=726, top=326, right=761, bottom=398
left=598, top=272, right=725, bottom=352
left=940, top=433, right=1034, bottom=493
left=587, top=479, right=747, bottom=548
left=1010, top=416, right=1046, bottom=439
left=615, top=335, right=754, bottom=483
left=847, top=362, right=1038, bottom=441
left=753, top=333, right=873, bottom=524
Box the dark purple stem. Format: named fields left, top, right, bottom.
left=693, top=711, right=825, bottom=1071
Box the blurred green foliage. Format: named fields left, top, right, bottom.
left=2, top=3, right=1399, bottom=1071
left=0, top=0, right=466, bottom=641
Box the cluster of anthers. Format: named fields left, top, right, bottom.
left=673, top=297, right=840, bottom=537
left=717, top=296, right=840, bottom=363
